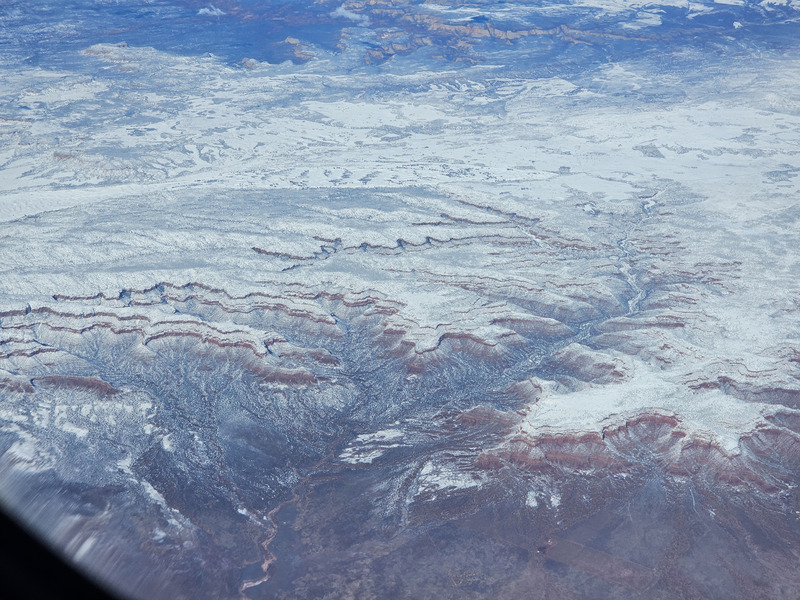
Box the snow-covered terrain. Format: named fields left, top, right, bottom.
left=2, top=1, right=800, bottom=598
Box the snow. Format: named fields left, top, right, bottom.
left=1, top=13, right=799, bottom=561
left=331, top=7, right=370, bottom=25
left=73, top=536, right=96, bottom=562
left=340, top=448, right=388, bottom=465
left=520, top=362, right=782, bottom=456
left=61, top=422, right=89, bottom=439
left=354, top=429, right=404, bottom=444
left=140, top=480, right=170, bottom=508
left=339, top=428, right=407, bottom=464
left=416, top=459, right=481, bottom=496
left=197, top=5, right=225, bottom=17
left=117, top=455, right=133, bottom=474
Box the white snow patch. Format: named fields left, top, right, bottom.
left=73, top=536, right=96, bottom=562
left=621, top=10, right=663, bottom=29
left=331, top=6, right=369, bottom=25
left=339, top=428, right=407, bottom=463
left=61, top=422, right=89, bottom=439
left=116, top=455, right=132, bottom=474
left=339, top=448, right=386, bottom=464
left=354, top=428, right=404, bottom=444
left=20, top=79, right=108, bottom=105
left=417, top=460, right=480, bottom=496
left=141, top=480, right=170, bottom=509
left=521, top=364, right=776, bottom=455
left=197, top=5, right=225, bottom=16
left=5, top=437, right=43, bottom=469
